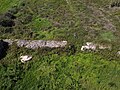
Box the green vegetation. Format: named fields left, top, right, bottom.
left=1, top=49, right=120, bottom=90
left=0, top=0, right=20, bottom=13
left=0, top=0, right=120, bottom=90
left=100, top=31, right=116, bottom=42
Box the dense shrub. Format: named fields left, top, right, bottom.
left=0, top=40, right=9, bottom=60
left=0, top=19, right=15, bottom=27
left=5, top=12, right=16, bottom=19
left=111, top=2, right=120, bottom=7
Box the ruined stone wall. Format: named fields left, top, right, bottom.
left=3, top=39, right=67, bottom=49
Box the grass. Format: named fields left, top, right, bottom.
left=0, top=51, right=120, bottom=90
left=31, top=17, right=52, bottom=31
left=0, top=0, right=120, bottom=90
left=100, top=31, right=116, bottom=42
left=0, top=0, right=20, bottom=13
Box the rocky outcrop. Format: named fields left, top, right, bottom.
left=117, top=51, right=120, bottom=55
left=81, top=42, right=111, bottom=51
left=81, top=42, right=96, bottom=51
left=3, top=39, right=67, bottom=49
left=20, top=55, right=32, bottom=63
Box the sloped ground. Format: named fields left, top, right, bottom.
left=0, top=0, right=120, bottom=45
left=0, top=0, right=120, bottom=90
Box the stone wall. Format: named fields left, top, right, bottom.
left=81, top=42, right=112, bottom=51
left=3, top=39, right=67, bottom=49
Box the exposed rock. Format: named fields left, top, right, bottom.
left=20, top=55, right=32, bottom=63
left=81, top=42, right=111, bottom=51
left=45, top=41, right=67, bottom=48
left=117, top=51, right=120, bottom=55
left=3, top=39, right=67, bottom=49
left=25, top=40, right=46, bottom=49
left=98, top=45, right=111, bottom=50
left=17, top=40, right=30, bottom=47
left=3, top=39, right=14, bottom=45
left=81, top=42, right=96, bottom=51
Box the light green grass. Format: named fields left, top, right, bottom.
left=0, top=0, right=20, bottom=13
left=100, top=31, right=116, bottom=42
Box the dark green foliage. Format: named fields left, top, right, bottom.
left=0, top=40, right=9, bottom=60
left=0, top=19, right=15, bottom=27
left=111, top=1, right=120, bottom=7
left=5, top=12, right=16, bottom=19
left=65, top=44, right=76, bottom=55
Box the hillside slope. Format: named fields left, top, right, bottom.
left=0, top=0, right=120, bottom=90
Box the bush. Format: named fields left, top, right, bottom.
left=0, top=18, right=15, bottom=27
left=111, top=2, right=120, bottom=7
left=0, top=40, right=9, bottom=60
left=5, top=12, right=16, bottom=19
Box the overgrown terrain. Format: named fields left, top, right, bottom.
left=0, top=0, right=120, bottom=90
